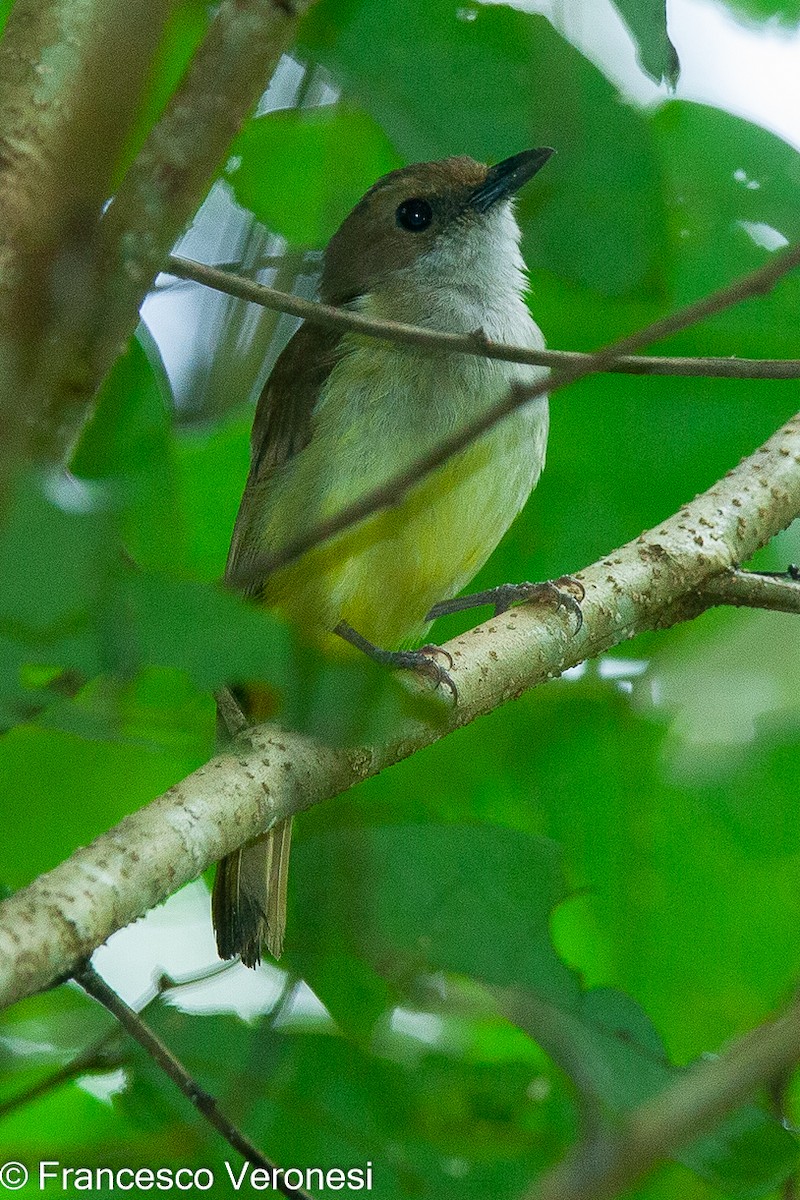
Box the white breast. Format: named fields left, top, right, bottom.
left=317, top=198, right=549, bottom=495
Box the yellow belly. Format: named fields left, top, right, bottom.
left=245, top=339, right=549, bottom=650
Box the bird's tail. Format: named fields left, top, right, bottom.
left=212, top=817, right=293, bottom=965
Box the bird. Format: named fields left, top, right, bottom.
left=212, top=148, right=566, bottom=967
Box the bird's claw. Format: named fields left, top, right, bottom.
left=418, top=643, right=454, bottom=670
left=495, top=575, right=585, bottom=632
left=399, top=645, right=458, bottom=701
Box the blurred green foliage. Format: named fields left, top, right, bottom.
left=724, top=0, right=800, bottom=24
left=2, top=0, right=800, bottom=1197
left=226, top=107, right=403, bottom=245
left=611, top=0, right=679, bottom=84
left=300, top=3, right=669, bottom=297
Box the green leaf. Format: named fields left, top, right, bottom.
left=0, top=470, right=123, bottom=729
left=0, top=0, right=14, bottom=37
left=0, top=472, right=119, bottom=639
left=172, top=410, right=251, bottom=582
left=0, top=990, right=126, bottom=1158
left=300, top=1, right=669, bottom=297
left=0, top=1078, right=127, bottom=1159
left=227, top=106, right=403, bottom=245
left=349, top=826, right=573, bottom=997
left=638, top=602, right=800, bottom=857
left=721, top=0, right=800, bottom=24
left=121, top=571, right=302, bottom=694
left=0, top=670, right=214, bottom=886
left=72, top=328, right=183, bottom=572
left=290, top=822, right=798, bottom=1193
left=611, top=0, right=680, bottom=85
left=120, top=1006, right=571, bottom=1198
left=650, top=99, right=800, bottom=356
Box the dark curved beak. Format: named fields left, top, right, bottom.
left=469, top=147, right=555, bottom=212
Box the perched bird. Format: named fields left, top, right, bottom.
left=213, top=148, right=562, bottom=967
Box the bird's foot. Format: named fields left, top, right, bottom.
left=427, top=575, right=585, bottom=631
left=491, top=576, right=585, bottom=629
left=334, top=621, right=458, bottom=700
left=386, top=644, right=457, bottom=700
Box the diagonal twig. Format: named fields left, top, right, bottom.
left=73, top=961, right=312, bottom=1200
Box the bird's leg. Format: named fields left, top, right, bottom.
left=214, top=685, right=249, bottom=739
left=427, top=575, right=585, bottom=631
left=334, top=620, right=457, bottom=700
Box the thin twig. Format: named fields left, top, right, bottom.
left=167, top=254, right=800, bottom=381
left=228, top=238, right=800, bottom=593
left=530, top=995, right=800, bottom=1200
left=158, top=252, right=314, bottom=286
left=702, top=568, right=800, bottom=615
left=0, top=959, right=252, bottom=1123
left=0, top=1029, right=124, bottom=1121
left=73, top=961, right=312, bottom=1200
left=500, top=989, right=605, bottom=1145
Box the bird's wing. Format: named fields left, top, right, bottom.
left=215, top=323, right=346, bottom=969
left=224, top=321, right=345, bottom=595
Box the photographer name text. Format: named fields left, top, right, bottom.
left=0, top=1161, right=374, bottom=1192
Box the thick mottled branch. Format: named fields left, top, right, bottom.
left=0, top=411, right=799, bottom=1012
left=530, top=995, right=800, bottom=1200
left=95, top=0, right=318, bottom=388
left=75, top=963, right=312, bottom=1200
left=230, top=239, right=800, bottom=592
left=167, top=254, right=800, bottom=381
left=0, top=0, right=318, bottom=496
left=0, top=0, right=173, bottom=327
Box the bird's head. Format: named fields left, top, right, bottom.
left=320, top=148, right=554, bottom=307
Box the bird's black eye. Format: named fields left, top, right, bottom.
left=396, top=198, right=433, bottom=232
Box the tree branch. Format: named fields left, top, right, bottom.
left=74, top=962, right=312, bottom=1200
left=0, top=959, right=235, bottom=1121
left=167, top=254, right=800, bottom=381
left=227, top=238, right=800, bottom=593
left=1, top=410, right=799, bottom=1013
left=529, top=993, right=800, bottom=1200
left=702, top=567, right=800, bottom=614
left=94, top=0, right=318, bottom=391
left=0, top=0, right=319, bottom=498
left=0, top=0, right=174, bottom=486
